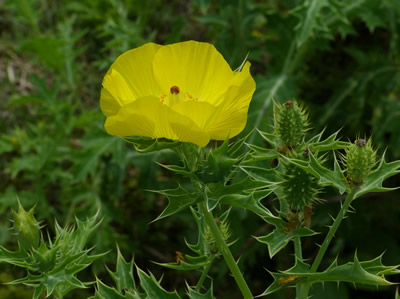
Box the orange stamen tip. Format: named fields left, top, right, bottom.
left=170, top=86, right=180, bottom=94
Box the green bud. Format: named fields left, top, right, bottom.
left=281, top=152, right=319, bottom=211
left=274, top=100, right=309, bottom=148
left=12, top=201, right=40, bottom=250
left=204, top=218, right=231, bottom=254
left=344, top=138, right=377, bottom=185
left=203, top=139, right=236, bottom=183
left=32, top=242, right=57, bottom=272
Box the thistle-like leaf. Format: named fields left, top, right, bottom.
left=154, top=254, right=211, bottom=271
left=136, top=266, right=181, bottom=299
left=151, top=185, right=201, bottom=221
left=106, top=246, right=136, bottom=293
left=309, top=129, right=350, bottom=152
left=262, top=254, right=399, bottom=296
left=255, top=226, right=317, bottom=258
left=354, top=152, right=400, bottom=199
left=187, top=284, right=214, bottom=299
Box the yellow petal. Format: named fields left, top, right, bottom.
left=104, top=96, right=210, bottom=147
left=203, top=62, right=256, bottom=140
left=171, top=101, right=217, bottom=130
left=152, top=41, right=233, bottom=104
left=100, top=43, right=162, bottom=116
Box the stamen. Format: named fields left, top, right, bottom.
left=160, top=94, right=166, bottom=104
left=170, top=85, right=180, bottom=94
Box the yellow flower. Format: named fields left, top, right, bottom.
left=100, top=41, right=256, bottom=147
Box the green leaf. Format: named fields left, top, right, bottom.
left=72, top=135, right=117, bottom=182
left=136, top=266, right=181, bottom=299
left=207, top=176, right=280, bottom=225
left=0, top=246, right=30, bottom=268
left=187, top=285, right=214, bottom=299
left=152, top=186, right=201, bottom=221
left=94, top=279, right=126, bottom=299
left=354, top=153, right=400, bottom=199
left=107, top=246, right=136, bottom=292
left=123, top=136, right=180, bottom=153
left=309, top=130, right=350, bottom=152
left=245, top=144, right=278, bottom=162
left=262, top=254, right=398, bottom=295
left=291, top=0, right=329, bottom=47
left=154, top=254, right=210, bottom=271
left=255, top=226, right=316, bottom=258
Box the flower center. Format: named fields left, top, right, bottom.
left=160, top=85, right=198, bottom=106
left=170, top=85, right=180, bottom=94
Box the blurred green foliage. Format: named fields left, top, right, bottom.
left=0, top=0, right=399, bottom=298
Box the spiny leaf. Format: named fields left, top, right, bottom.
left=187, top=284, right=214, bottom=299
left=309, top=129, right=349, bottom=152
left=106, top=246, right=136, bottom=292
left=93, top=279, right=126, bottom=299
left=291, top=0, right=329, bottom=47
left=154, top=254, right=210, bottom=271
left=152, top=185, right=201, bottom=221
left=255, top=226, right=316, bottom=258
left=354, top=152, right=400, bottom=199
left=245, top=143, right=279, bottom=162
left=136, top=266, right=181, bottom=299
left=262, top=254, right=398, bottom=295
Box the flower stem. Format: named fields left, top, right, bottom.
left=294, top=236, right=303, bottom=261
left=199, top=201, right=253, bottom=299
left=298, top=187, right=358, bottom=299
left=294, top=236, right=303, bottom=297
left=195, top=255, right=215, bottom=292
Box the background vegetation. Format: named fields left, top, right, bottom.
left=0, top=0, right=399, bottom=298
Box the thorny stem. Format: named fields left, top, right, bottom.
left=199, top=200, right=253, bottom=299
left=298, top=187, right=358, bottom=299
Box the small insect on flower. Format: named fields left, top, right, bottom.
left=279, top=276, right=300, bottom=285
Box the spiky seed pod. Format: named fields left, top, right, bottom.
left=274, top=100, right=309, bottom=148
left=204, top=219, right=231, bottom=254
left=12, top=202, right=40, bottom=250
left=343, top=138, right=377, bottom=185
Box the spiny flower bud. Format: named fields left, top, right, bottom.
left=32, top=242, right=57, bottom=272
left=343, top=138, right=377, bottom=185
left=12, top=201, right=40, bottom=250
left=274, top=100, right=309, bottom=148
left=281, top=152, right=319, bottom=212
left=203, top=139, right=236, bottom=183
left=204, top=218, right=231, bottom=254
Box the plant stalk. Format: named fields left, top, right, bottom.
left=199, top=201, right=253, bottom=299
left=195, top=255, right=216, bottom=292
left=294, top=236, right=303, bottom=297
left=298, top=187, right=358, bottom=299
